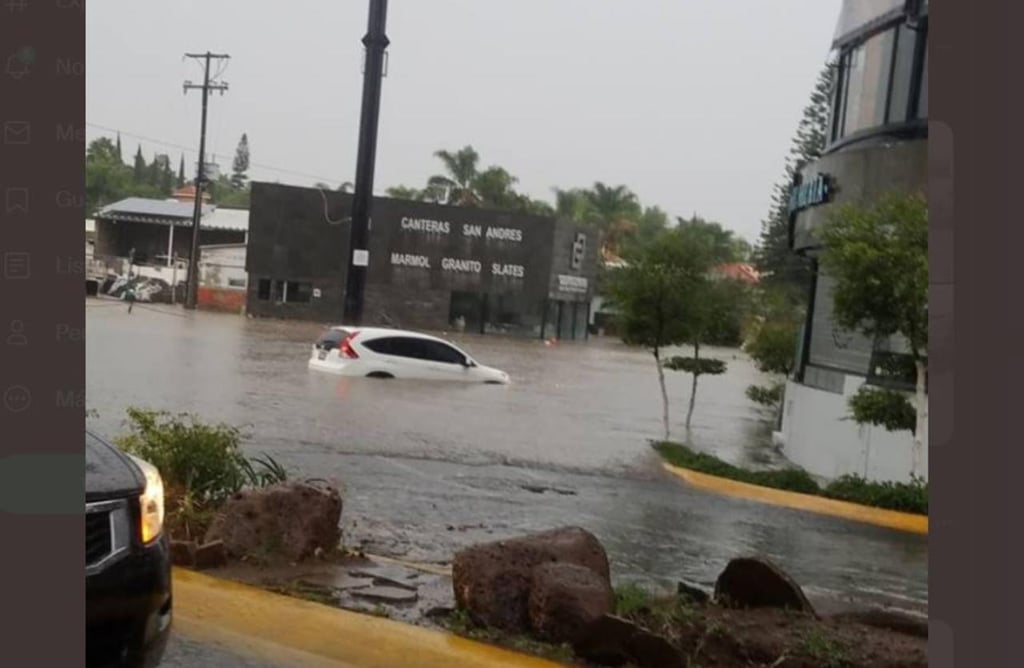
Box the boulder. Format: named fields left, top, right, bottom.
left=528, top=562, right=614, bottom=643
left=204, top=482, right=342, bottom=562
left=572, top=614, right=683, bottom=668
left=714, top=557, right=815, bottom=615
left=452, top=526, right=610, bottom=632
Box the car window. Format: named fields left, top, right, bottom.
left=422, top=340, right=467, bottom=365
left=316, top=328, right=348, bottom=349
left=363, top=336, right=396, bottom=355
left=383, top=337, right=428, bottom=360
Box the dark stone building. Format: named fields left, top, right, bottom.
left=245, top=182, right=599, bottom=339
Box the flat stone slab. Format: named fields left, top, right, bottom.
left=351, top=586, right=419, bottom=604
left=298, top=573, right=377, bottom=591
left=348, top=567, right=420, bottom=591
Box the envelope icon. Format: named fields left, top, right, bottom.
left=3, top=121, right=31, bottom=145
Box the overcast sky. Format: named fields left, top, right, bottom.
left=86, top=0, right=840, bottom=243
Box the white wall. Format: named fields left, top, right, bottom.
left=199, top=245, right=247, bottom=289
left=779, top=376, right=928, bottom=484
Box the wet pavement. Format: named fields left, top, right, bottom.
left=86, top=301, right=927, bottom=616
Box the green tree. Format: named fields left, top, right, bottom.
left=428, top=146, right=481, bottom=205
left=474, top=166, right=521, bottom=209
left=553, top=187, right=591, bottom=222
left=609, top=226, right=731, bottom=438
left=676, top=215, right=747, bottom=264
left=744, top=291, right=802, bottom=427
left=231, top=133, right=250, bottom=190
left=132, top=145, right=146, bottom=183
left=584, top=183, right=641, bottom=256
left=86, top=137, right=132, bottom=214
left=754, top=65, right=836, bottom=301
left=386, top=185, right=422, bottom=200
left=818, top=191, right=928, bottom=477
left=178, top=154, right=187, bottom=188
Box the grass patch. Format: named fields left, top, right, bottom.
left=653, top=441, right=928, bottom=515
left=799, top=628, right=853, bottom=668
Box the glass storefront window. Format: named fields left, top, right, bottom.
left=916, top=46, right=928, bottom=119
left=829, top=19, right=928, bottom=145
left=841, top=29, right=894, bottom=137
left=887, top=25, right=918, bottom=123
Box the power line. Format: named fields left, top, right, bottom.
left=85, top=123, right=347, bottom=184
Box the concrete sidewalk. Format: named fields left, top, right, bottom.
left=172, top=568, right=565, bottom=668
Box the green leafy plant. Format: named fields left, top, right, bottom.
left=847, top=387, right=916, bottom=433
left=654, top=441, right=928, bottom=514
left=614, top=583, right=652, bottom=617
left=824, top=474, right=927, bottom=514
left=746, top=382, right=784, bottom=407
left=114, top=407, right=288, bottom=506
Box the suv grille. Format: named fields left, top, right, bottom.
left=86, top=510, right=113, bottom=566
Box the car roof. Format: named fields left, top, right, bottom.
left=323, top=325, right=455, bottom=345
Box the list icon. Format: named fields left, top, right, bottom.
left=2, top=252, right=31, bottom=279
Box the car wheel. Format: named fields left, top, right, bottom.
left=366, top=372, right=394, bottom=379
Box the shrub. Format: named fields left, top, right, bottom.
left=746, top=383, right=784, bottom=408
left=847, top=387, right=916, bottom=433
left=114, top=407, right=287, bottom=505
left=824, top=474, right=928, bottom=515
left=654, top=441, right=819, bottom=495
left=653, top=441, right=928, bottom=515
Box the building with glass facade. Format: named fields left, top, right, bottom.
left=780, top=0, right=929, bottom=483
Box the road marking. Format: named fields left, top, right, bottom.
left=662, top=463, right=928, bottom=535
left=172, top=568, right=566, bottom=668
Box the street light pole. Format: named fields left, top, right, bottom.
left=342, top=0, right=389, bottom=326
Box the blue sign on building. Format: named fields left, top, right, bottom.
left=788, top=174, right=833, bottom=215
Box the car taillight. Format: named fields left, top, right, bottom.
left=340, top=331, right=360, bottom=359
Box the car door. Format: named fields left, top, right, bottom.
left=381, top=336, right=443, bottom=380
left=417, top=339, right=473, bottom=381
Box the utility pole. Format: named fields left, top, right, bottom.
left=342, top=0, right=389, bottom=325
left=182, top=51, right=230, bottom=310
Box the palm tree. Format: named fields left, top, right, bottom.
left=585, top=182, right=642, bottom=257
left=428, top=146, right=481, bottom=206
left=553, top=188, right=591, bottom=222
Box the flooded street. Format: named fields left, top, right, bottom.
left=86, top=301, right=927, bottom=615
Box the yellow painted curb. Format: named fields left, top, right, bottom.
left=662, top=463, right=928, bottom=535
left=172, top=568, right=567, bottom=668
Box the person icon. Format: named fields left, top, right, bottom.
left=6, top=320, right=28, bottom=346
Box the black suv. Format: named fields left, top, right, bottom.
left=86, top=430, right=172, bottom=668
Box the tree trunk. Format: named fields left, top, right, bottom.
left=685, top=342, right=700, bottom=431
left=912, top=359, right=928, bottom=479
left=774, top=382, right=786, bottom=432
left=654, top=348, right=670, bottom=442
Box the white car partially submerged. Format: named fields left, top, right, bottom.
left=308, top=326, right=511, bottom=384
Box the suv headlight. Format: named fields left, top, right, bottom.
left=129, top=455, right=165, bottom=544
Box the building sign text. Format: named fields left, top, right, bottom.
left=787, top=174, right=833, bottom=215
left=557, top=274, right=588, bottom=293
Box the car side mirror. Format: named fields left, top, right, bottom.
left=464, top=359, right=476, bottom=368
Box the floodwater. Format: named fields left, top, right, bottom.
left=86, top=300, right=927, bottom=616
